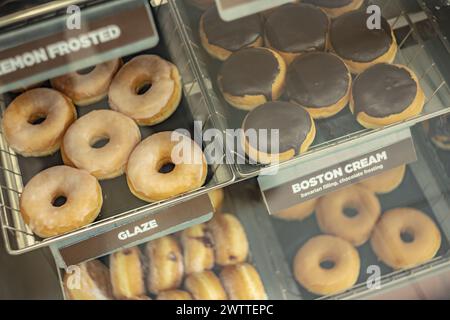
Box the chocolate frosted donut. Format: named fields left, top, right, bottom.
left=264, top=3, right=329, bottom=64
left=218, top=47, right=286, bottom=110
left=330, top=11, right=398, bottom=73
left=302, top=0, right=363, bottom=18
left=200, top=7, right=263, bottom=61
left=241, top=102, right=316, bottom=164
left=286, top=52, right=351, bottom=119
left=351, top=63, right=425, bottom=128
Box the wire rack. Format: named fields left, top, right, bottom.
left=175, top=0, right=450, bottom=178
left=0, top=2, right=235, bottom=255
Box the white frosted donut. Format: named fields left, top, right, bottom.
left=126, top=131, right=207, bottom=202
left=62, top=110, right=141, bottom=180
left=20, top=166, right=102, bottom=238
left=2, top=88, right=76, bottom=157
left=51, top=59, right=122, bottom=106
left=109, top=55, right=182, bottom=126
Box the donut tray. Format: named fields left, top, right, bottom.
left=54, top=181, right=288, bottom=300
left=173, top=0, right=450, bottom=178
left=0, top=3, right=235, bottom=255
left=253, top=124, right=450, bottom=300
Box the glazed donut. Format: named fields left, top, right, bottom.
left=286, top=52, right=352, bottom=119
left=241, top=102, right=316, bottom=164
left=126, top=131, right=207, bottom=202
left=62, top=110, right=141, bottom=180
left=180, top=224, right=215, bottom=274
left=109, top=247, right=146, bottom=299
left=273, top=198, right=318, bottom=221
left=218, top=47, right=286, bottom=110
left=208, top=188, right=224, bottom=212
left=293, top=235, right=360, bottom=296
left=200, top=7, right=263, bottom=61
left=350, top=63, right=425, bottom=128
left=2, top=88, right=76, bottom=157
left=64, top=260, right=113, bottom=300
left=302, top=0, right=364, bottom=18
left=51, top=59, right=121, bottom=106
left=184, top=271, right=228, bottom=300
left=371, top=208, right=442, bottom=269
left=359, top=165, right=406, bottom=194
left=109, top=55, right=182, bottom=126
left=208, top=213, right=249, bottom=266
left=316, top=185, right=381, bottom=246
left=264, top=3, right=329, bottom=64
left=330, top=11, right=398, bottom=74
left=220, top=263, right=267, bottom=300
left=146, top=236, right=184, bottom=295
left=20, top=166, right=102, bottom=238
left=157, top=290, right=193, bottom=300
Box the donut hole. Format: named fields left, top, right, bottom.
left=136, top=81, right=152, bottom=95
left=400, top=230, right=415, bottom=243
left=90, top=136, right=110, bottom=149
left=76, top=66, right=96, bottom=75
left=319, top=259, right=336, bottom=270
left=52, top=195, right=67, bottom=207
left=343, top=207, right=359, bottom=218
left=28, top=113, right=47, bottom=125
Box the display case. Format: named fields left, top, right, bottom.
left=1, top=0, right=450, bottom=300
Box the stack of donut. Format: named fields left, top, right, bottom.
left=3, top=55, right=208, bottom=239
left=65, top=206, right=267, bottom=300
left=197, top=2, right=426, bottom=164
left=272, top=166, right=442, bottom=296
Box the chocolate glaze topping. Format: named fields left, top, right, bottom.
left=202, top=7, right=262, bottom=52
left=219, top=48, right=280, bottom=99
left=287, top=52, right=350, bottom=108
left=243, top=102, right=313, bottom=154
left=352, top=64, right=418, bottom=118
left=264, top=4, right=329, bottom=54
left=330, top=11, right=393, bottom=63
left=303, top=0, right=353, bottom=8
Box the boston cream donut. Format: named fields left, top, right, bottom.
left=371, top=208, right=442, bottom=269
left=302, top=0, right=364, bottom=18
left=360, top=165, right=406, bottom=194
left=218, top=47, right=286, bottom=110
left=242, top=102, right=316, bottom=164
left=64, top=260, right=113, bottom=300
left=273, top=198, right=318, bottom=221
left=146, top=236, right=184, bottom=295
left=157, top=290, right=193, bottom=300
left=181, top=224, right=215, bottom=274
left=126, top=131, right=207, bottom=202
left=286, top=52, right=351, bottom=119
left=351, top=63, right=425, bottom=129
left=220, top=263, right=267, bottom=300
left=316, top=185, right=381, bottom=246
left=20, top=166, right=102, bottom=238
left=264, top=3, right=329, bottom=64
left=62, top=110, right=141, bottom=180
left=51, top=59, right=121, bottom=106
left=109, top=247, right=146, bottom=299
left=184, top=271, right=228, bottom=300
left=293, top=235, right=360, bottom=296
left=208, top=213, right=249, bottom=266
left=109, top=55, right=182, bottom=126
left=330, top=11, right=398, bottom=74
left=200, top=7, right=263, bottom=61
left=2, top=88, right=76, bottom=157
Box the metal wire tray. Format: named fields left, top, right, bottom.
left=174, top=0, right=450, bottom=178
left=0, top=2, right=235, bottom=255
